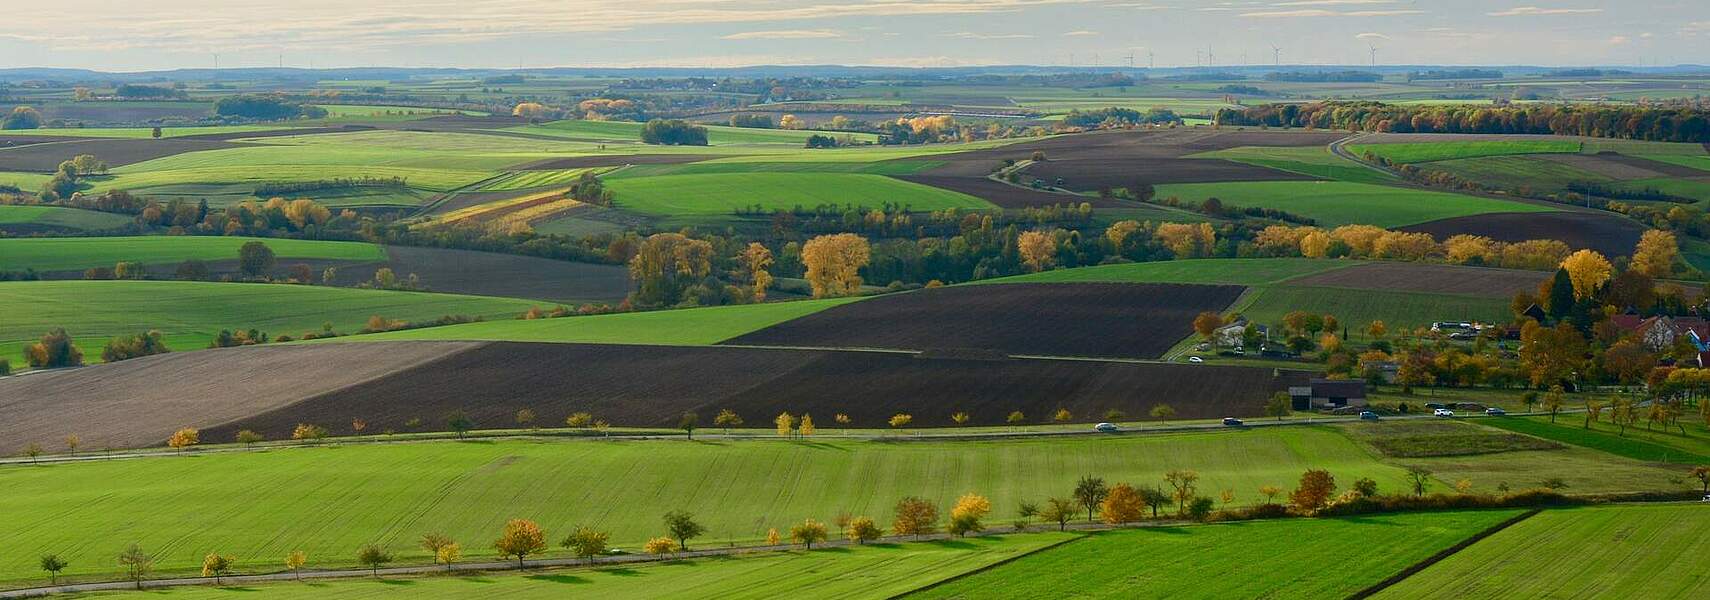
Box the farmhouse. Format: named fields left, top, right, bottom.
left=1288, top=379, right=1367, bottom=410
left=1608, top=314, right=1710, bottom=352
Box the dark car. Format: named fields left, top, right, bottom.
left=1359, top=411, right=1380, bottom=421
left=1222, top=417, right=1244, bottom=427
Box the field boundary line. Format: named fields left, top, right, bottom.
left=882, top=533, right=1092, bottom=600
left=1343, top=508, right=1542, bottom=600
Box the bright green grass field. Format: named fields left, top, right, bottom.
left=1637, top=154, right=1710, bottom=174
left=97, top=165, right=494, bottom=196
left=0, top=171, right=53, bottom=191
left=0, top=428, right=1413, bottom=588
left=605, top=173, right=994, bottom=215
left=1375, top=505, right=1710, bottom=599
left=910, top=510, right=1522, bottom=600
left=0, top=280, right=540, bottom=365
left=331, top=297, right=861, bottom=346
left=0, top=205, right=132, bottom=232
left=1616, top=177, right=1710, bottom=205
left=70, top=535, right=1076, bottom=600
left=1154, top=181, right=1553, bottom=228
left=0, top=236, right=384, bottom=272
left=605, top=160, right=943, bottom=178
left=1348, top=140, right=1583, bottom=164
left=1238, top=285, right=1514, bottom=342
left=1477, top=416, right=1710, bottom=464
left=478, top=168, right=592, bottom=192
left=982, top=258, right=1354, bottom=286
left=1194, top=146, right=1398, bottom=186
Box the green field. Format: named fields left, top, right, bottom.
left=1477, top=416, right=1710, bottom=464
left=0, top=205, right=133, bottom=232
left=605, top=173, right=994, bottom=215
left=1349, top=140, right=1583, bottom=164
left=605, top=161, right=943, bottom=178
left=1375, top=505, right=1710, bottom=599
left=478, top=168, right=594, bottom=191
left=1194, top=146, right=1398, bottom=185
left=1422, top=155, right=1610, bottom=192
left=0, top=428, right=1413, bottom=588
left=0, top=280, right=540, bottom=365
left=69, top=535, right=1076, bottom=599
left=1238, top=286, right=1514, bottom=342
left=911, top=510, right=1522, bottom=600
left=333, top=297, right=861, bottom=346
left=1614, top=177, right=1710, bottom=205
left=1637, top=154, right=1710, bottom=174
left=0, top=171, right=53, bottom=191
left=0, top=236, right=384, bottom=272
left=1153, top=181, right=1553, bottom=228
left=508, top=119, right=880, bottom=146
left=983, top=258, right=1353, bottom=286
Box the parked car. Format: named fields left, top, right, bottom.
left=1433, top=408, right=1455, bottom=418
left=1359, top=411, right=1380, bottom=421
left=1222, top=417, right=1244, bottom=427
left=1094, top=422, right=1120, bottom=433
left=1485, top=407, right=1507, bottom=416
left=1187, top=356, right=1205, bottom=363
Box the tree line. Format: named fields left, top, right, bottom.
left=1216, top=100, right=1710, bottom=143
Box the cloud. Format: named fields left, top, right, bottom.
left=1607, top=35, right=1630, bottom=45
left=1271, top=0, right=1396, bottom=5
left=1063, top=30, right=1100, bottom=36
left=721, top=29, right=843, bottom=40
left=1487, top=6, right=1604, bottom=17
left=942, top=31, right=1036, bottom=39
left=1240, top=8, right=1424, bottom=17
left=1355, top=32, right=1390, bottom=41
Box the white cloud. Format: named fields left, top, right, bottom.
left=1487, top=6, right=1604, bottom=17
left=1063, top=30, right=1101, bottom=36
left=1606, top=35, right=1630, bottom=45
left=721, top=29, right=843, bottom=40
left=1355, top=32, right=1390, bottom=40
left=943, top=31, right=1036, bottom=39
left=1240, top=9, right=1423, bottom=18
left=1271, top=0, right=1396, bottom=5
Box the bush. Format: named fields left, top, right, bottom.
left=0, top=358, right=10, bottom=376
left=640, top=119, right=709, bottom=146
left=214, top=95, right=327, bottom=120
left=25, top=329, right=83, bottom=368
left=101, top=331, right=171, bottom=362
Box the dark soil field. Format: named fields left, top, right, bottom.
left=517, top=154, right=718, bottom=170
left=1286, top=262, right=1549, bottom=298
left=897, top=175, right=1128, bottom=208
left=1537, top=154, right=1668, bottom=180
left=1400, top=211, right=1646, bottom=257
left=1574, top=152, right=1710, bottom=179
left=331, top=246, right=630, bottom=303
left=0, top=101, right=213, bottom=124
left=201, top=341, right=1306, bottom=441
left=0, top=134, right=83, bottom=148
left=0, top=341, right=483, bottom=450
left=724, top=283, right=1245, bottom=359
left=0, top=138, right=239, bottom=172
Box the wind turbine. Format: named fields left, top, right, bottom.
left=1148, top=49, right=1155, bottom=69
left=1271, top=45, right=1282, bottom=66
left=1125, top=50, right=1136, bottom=68
left=1368, top=44, right=1379, bottom=66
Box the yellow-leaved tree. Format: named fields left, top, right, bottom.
left=167, top=427, right=199, bottom=450
left=1299, top=230, right=1332, bottom=259
left=742, top=242, right=775, bottom=302
left=1017, top=230, right=1056, bottom=272
left=492, top=519, right=547, bottom=568
left=802, top=233, right=871, bottom=298
left=1099, top=483, right=1144, bottom=524
left=1560, top=249, right=1612, bottom=299
left=948, top=493, right=992, bottom=536
left=1630, top=229, right=1679, bottom=278
left=775, top=412, right=795, bottom=437
left=798, top=414, right=816, bottom=436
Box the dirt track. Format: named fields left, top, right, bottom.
left=0, top=342, right=483, bottom=450
left=1400, top=211, right=1646, bottom=257
left=724, top=283, right=1245, bottom=359
left=1286, top=262, right=1550, bottom=298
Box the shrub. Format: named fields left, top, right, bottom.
left=101, top=331, right=171, bottom=363
left=639, top=119, right=708, bottom=146
left=25, top=329, right=83, bottom=368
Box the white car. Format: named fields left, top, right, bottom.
left=1094, top=423, right=1120, bottom=433
left=1433, top=408, right=1455, bottom=418
left=1187, top=356, right=1205, bottom=363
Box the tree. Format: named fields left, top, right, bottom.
left=1137, top=486, right=1170, bottom=518
left=1099, top=483, right=1145, bottom=524
left=790, top=519, right=830, bottom=549
left=515, top=409, right=536, bottom=429
left=445, top=411, right=475, bottom=439
left=1053, top=408, right=1073, bottom=424
left=561, top=526, right=610, bottom=562
left=626, top=233, right=713, bottom=307
left=1150, top=404, right=1176, bottom=424
left=889, top=413, right=913, bottom=430
left=835, top=413, right=852, bottom=429
left=1073, top=476, right=1109, bottom=521
left=1405, top=465, right=1432, bottom=497
left=420, top=533, right=454, bottom=565
left=1290, top=469, right=1336, bottom=513
left=168, top=427, right=200, bottom=451
left=566, top=412, right=593, bottom=428
left=1006, top=411, right=1026, bottom=428
left=1631, top=230, right=1679, bottom=278
left=1265, top=392, right=1292, bottom=420
left=493, top=519, right=546, bottom=568
left=151, top=127, right=163, bottom=140
left=1164, top=470, right=1200, bottom=515
left=1353, top=477, right=1379, bottom=498
left=1039, top=497, right=1076, bottom=531
left=64, top=434, right=80, bottom=454
left=1193, top=312, right=1224, bottom=340
left=1259, top=485, right=1283, bottom=504
left=951, top=411, right=971, bottom=426
left=1690, top=466, right=1709, bottom=497
left=766, top=528, right=781, bottom=545
left=663, top=510, right=705, bottom=551
left=714, top=409, right=744, bottom=433
left=892, top=496, right=939, bottom=537
left=1560, top=249, right=1611, bottom=300
left=1187, top=497, right=1216, bottom=522
left=291, top=423, right=328, bottom=442
left=355, top=544, right=392, bottom=576
left=201, top=553, right=235, bottom=584
left=643, top=538, right=678, bottom=555
left=797, top=414, right=817, bottom=436
left=1017, top=230, right=1055, bottom=272
left=39, top=554, right=67, bottom=585
left=801, top=234, right=871, bottom=298
left=25, top=328, right=83, bottom=368
left=639, top=119, right=709, bottom=146
left=231, top=429, right=263, bottom=448
left=1366, top=320, right=1388, bottom=339
left=238, top=241, right=276, bottom=277
left=436, top=543, right=461, bottom=570
left=679, top=411, right=699, bottom=440
left=949, top=493, right=992, bottom=536
left=118, top=544, right=153, bottom=589
left=284, top=551, right=306, bottom=581
left=845, top=516, right=882, bottom=544
left=351, top=418, right=368, bottom=437
left=775, top=412, right=795, bottom=437
left=2, top=106, right=43, bottom=130
left=1542, top=385, right=1565, bottom=423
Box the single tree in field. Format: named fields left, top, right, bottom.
left=889, top=413, right=913, bottom=430
left=24, top=442, right=43, bottom=463
left=436, top=543, right=460, bottom=570
left=1543, top=385, right=1565, bottom=423
left=151, top=127, right=163, bottom=139
left=801, top=233, right=871, bottom=298
left=1259, top=485, right=1283, bottom=504
left=1164, top=470, right=1200, bottom=515
left=167, top=427, right=199, bottom=451
left=1040, top=497, right=1076, bottom=531
left=1187, top=497, right=1216, bottom=522
left=845, top=516, right=882, bottom=544
left=790, top=519, right=829, bottom=549
left=643, top=538, right=677, bottom=555
left=1053, top=408, right=1073, bottom=424
left=117, top=544, right=153, bottom=590
left=1352, top=478, right=1379, bottom=498
left=1585, top=400, right=1605, bottom=429
left=1193, top=311, right=1223, bottom=341
left=1219, top=489, right=1236, bottom=509
left=1073, top=476, right=1109, bottom=521
left=679, top=411, right=699, bottom=440
left=238, top=241, right=275, bottom=277
left=1405, top=466, right=1432, bottom=497
left=1100, top=483, right=1145, bottom=524
left=1150, top=404, right=1176, bottom=424
left=201, top=553, right=235, bottom=584
left=63, top=434, right=80, bottom=455
left=1138, top=486, right=1171, bottom=518
left=291, top=423, right=328, bottom=442
left=799, top=414, right=816, bottom=436
left=493, top=519, right=547, bottom=568
left=566, top=412, right=593, bottom=428
left=355, top=544, right=392, bottom=576
left=1290, top=469, right=1336, bottom=513
left=1265, top=392, right=1292, bottom=421
left=561, top=526, right=610, bottom=562
left=235, top=430, right=264, bottom=448
left=351, top=418, right=367, bottom=437
left=420, top=533, right=454, bottom=565
left=892, top=496, right=939, bottom=537
left=445, top=411, right=475, bottom=439
left=284, top=551, right=306, bottom=581
left=1006, top=411, right=1026, bottom=429
left=714, top=409, right=743, bottom=433
left=834, top=413, right=851, bottom=430
left=515, top=409, right=536, bottom=429
left=40, top=554, right=67, bottom=585
left=1688, top=466, right=1710, bottom=497
left=949, top=493, right=992, bottom=537
left=663, top=510, right=705, bottom=552
left=1104, top=409, right=1126, bottom=421
left=766, top=528, right=781, bottom=545
left=775, top=412, right=796, bottom=437
left=951, top=411, right=971, bottom=426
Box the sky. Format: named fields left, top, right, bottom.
left=0, top=1, right=1705, bottom=71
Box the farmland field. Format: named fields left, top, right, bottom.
left=1152, top=181, right=1554, bottom=228
left=1237, top=285, right=1514, bottom=341
left=1348, top=139, right=1583, bottom=164
left=1282, top=262, right=1549, bottom=298
left=724, top=283, right=1245, bottom=359
left=477, top=168, right=596, bottom=191
left=1193, top=145, right=1398, bottom=185
left=0, top=428, right=1412, bottom=588
left=341, top=298, right=861, bottom=345
left=1375, top=505, right=1710, bottom=599
left=506, top=119, right=880, bottom=146
left=910, top=510, right=1524, bottom=600
left=1401, top=211, right=1648, bottom=257
left=0, top=204, right=133, bottom=233
left=604, top=172, right=994, bottom=214
left=983, top=257, right=1353, bottom=286
left=1476, top=416, right=1710, bottom=464
left=0, top=236, right=384, bottom=272
left=71, top=534, right=1078, bottom=600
